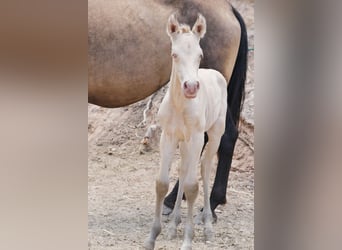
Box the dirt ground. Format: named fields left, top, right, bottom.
left=88, top=1, right=254, bottom=249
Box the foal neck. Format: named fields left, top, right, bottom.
left=169, top=65, right=186, bottom=112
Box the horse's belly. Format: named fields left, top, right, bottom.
left=88, top=74, right=166, bottom=108
left=88, top=0, right=173, bottom=108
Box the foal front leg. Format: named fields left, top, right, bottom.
left=181, top=134, right=203, bottom=250
left=201, top=121, right=225, bottom=242
left=167, top=138, right=202, bottom=240
left=144, top=131, right=178, bottom=250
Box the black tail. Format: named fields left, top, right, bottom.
left=228, top=6, right=248, bottom=127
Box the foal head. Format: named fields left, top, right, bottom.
left=167, top=13, right=206, bottom=99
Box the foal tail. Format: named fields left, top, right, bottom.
left=228, top=6, right=248, bottom=127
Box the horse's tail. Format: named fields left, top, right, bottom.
left=228, top=6, right=248, bottom=127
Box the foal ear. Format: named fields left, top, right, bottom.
left=192, top=13, right=206, bottom=39
left=167, top=13, right=180, bottom=38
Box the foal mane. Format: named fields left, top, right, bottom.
left=179, top=24, right=191, bottom=34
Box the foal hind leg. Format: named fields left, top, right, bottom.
left=201, top=118, right=225, bottom=241
left=167, top=159, right=185, bottom=239
left=144, top=132, right=177, bottom=250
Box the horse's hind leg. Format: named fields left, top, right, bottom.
left=144, top=131, right=177, bottom=250
left=210, top=110, right=238, bottom=220
left=163, top=180, right=179, bottom=214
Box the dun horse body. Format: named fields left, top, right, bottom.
left=144, top=14, right=228, bottom=250
left=89, top=0, right=247, bottom=240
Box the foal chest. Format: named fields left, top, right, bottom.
left=159, top=108, right=203, bottom=142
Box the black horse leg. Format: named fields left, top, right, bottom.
left=209, top=109, right=238, bottom=220
left=163, top=180, right=179, bottom=210
left=163, top=133, right=209, bottom=210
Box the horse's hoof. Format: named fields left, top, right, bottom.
left=212, top=210, right=218, bottom=224
left=162, top=204, right=173, bottom=215
left=143, top=238, right=155, bottom=250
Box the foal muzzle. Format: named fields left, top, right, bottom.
left=183, top=81, right=200, bottom=98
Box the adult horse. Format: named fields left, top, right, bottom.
left=88, top=0, right=247, bottom=220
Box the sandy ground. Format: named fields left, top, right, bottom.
left=88, top=1, right=254, bottom=249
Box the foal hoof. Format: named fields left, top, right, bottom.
left=180, top=243, right=192, bottom=250
left=195, top=208, right=218, bottom=224
left=162, top=204, right=173, bottom=215
left=194, top=212, right=204, bottom=225
left=204, top=225, right=214, bottom=242
left=143, top=238, right=155, bottom=250
left=167, top=226, right=177, bottom=240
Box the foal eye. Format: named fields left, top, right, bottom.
left=172, top=53, right=178, bottom=59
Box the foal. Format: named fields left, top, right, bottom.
left=144, top=14, right=227, bottom=250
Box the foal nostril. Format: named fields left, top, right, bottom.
left=196, top=81, right=200, bottom=89
left=184, top=81, right=188, bottom=89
